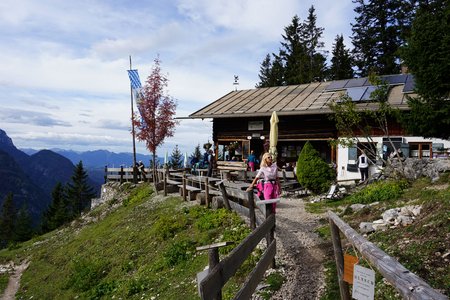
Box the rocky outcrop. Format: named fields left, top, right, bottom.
left=355, top=204, right=422, bottom=234
left=384, top=158, right=450, bottom=182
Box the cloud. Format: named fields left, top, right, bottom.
left=0, top=0, right=357, bottom=155
left=0, top=109, right=71, bottom=127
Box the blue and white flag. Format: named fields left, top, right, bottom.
left=127, top=69, right=142, bottom=89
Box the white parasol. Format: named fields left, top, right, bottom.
left=269, top=111, right=279, bottom=160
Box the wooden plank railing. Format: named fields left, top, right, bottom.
left=197, top=181, right=280, bottom=300
left=199, top=213, right=276, bottom=300
left=328, top=211, right=447, bottom=300
left=105, top=166, right=154, bottom=183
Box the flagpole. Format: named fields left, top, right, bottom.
left=129, top=55, right=138, bottom=183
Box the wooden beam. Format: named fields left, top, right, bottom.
left=328, top=211, right=447, bottom=300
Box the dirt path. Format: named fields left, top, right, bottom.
left=269, top=196, right=331, bottom=300
left=1, top=260, right=29, bottom=300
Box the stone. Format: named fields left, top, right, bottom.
left=373, top=222, right=388, bottom=231
left=382, top=208, right=400, bottom=224
left=395, top=215, right=413, bottom=226
left=359, top=222, right=375, bottom=234
left=350, top=204, right=367, bottom=212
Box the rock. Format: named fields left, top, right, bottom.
left=359, top=222, right=375, bottom=234
left=211, top=196, right=223, bottom=209
left=382, top=208, right=400, bottom=224
left=395, top=215, right=413, bottom=226
left=373, top=222, right=388, bottom=231
left=350, top=204, right=367, bottom=212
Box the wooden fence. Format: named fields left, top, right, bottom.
left=197, top=182, right=280, bottom=300
left=328, top=211, right=447, bottom=300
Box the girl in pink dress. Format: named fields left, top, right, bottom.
left=247, top=153, right=280, bottom=211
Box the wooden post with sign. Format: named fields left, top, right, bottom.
left=329, top=215, right=351, bottom=300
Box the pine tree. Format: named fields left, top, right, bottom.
left=42, top=182, right=69, bottom=232
left=256, top=54, right=273, bottom=88
left=14, top=204, right=33, bottom=242
left=400, top=0, right=450, bottom=139
left=280, top=15, right=310, bottom=85
left=329, top=35, right=354, bottom=80
left=170, top=145, right=183, bottom=170
left=256, top=54, right=285, bottom=88
left=190, top=144, right=202, bottom=164
left=257, top=6, right=327, bottom=87
left=0, top=193, right=16, bottom=247
left=300, top=6, right=327, bottom=82
left=351, top=0, right=412, bottom=76
left=66, top=161, right=96, bottom=217
left=296, top=142, right=335, bottom=194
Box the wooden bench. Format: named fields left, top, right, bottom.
left=166, top=179, right=182, bottom=185
left=216, top=161, right=251, bottom=181
left=178, top=184, right=201, bottom=200
left=279, top=170, right=305, bottom=195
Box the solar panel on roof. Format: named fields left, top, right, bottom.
left=347, top=87, right=367, bottom=101
left=345, top=78, right=368, bottom=88
left=324, top=80, right=348, bottom=91
left=403, top=80, right=415, bottom=93
left=381, top=74, right=408, bottom=85
left=361, top=86, right=377, bottom=100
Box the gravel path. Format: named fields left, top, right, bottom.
left=1, top=260, right=29, bottom=300
left=269, top=196, right=331, bottom=300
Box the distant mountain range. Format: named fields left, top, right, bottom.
left=0, top=128, right=166, bottom=226
left=21, top=148, right=163, bottom=186
left=0, top=129, right=76, bottom=225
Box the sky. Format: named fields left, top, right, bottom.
left=0, top=0, right=356, bottom=158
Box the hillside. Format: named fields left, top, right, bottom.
left=0, top=175, right=448, bottom=299
left=0, top=183, right=255, bottom=299
left=0, top=150, right=48, bottom=221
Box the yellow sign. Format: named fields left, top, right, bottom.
left=343, top=254, right=359, bottom=284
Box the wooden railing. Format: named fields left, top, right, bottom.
left=197, top=182, right=280, bottom=300
left=328, top=211, right=447, bottom=300
left=104, top=166, right=154, bottom=183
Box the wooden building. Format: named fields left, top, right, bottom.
left=189, top=74, right=450, bottom=181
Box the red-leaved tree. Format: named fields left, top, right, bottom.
left=133, top=57, right=178, bottom=179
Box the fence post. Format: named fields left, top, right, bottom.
left=183, top=173, right=187, bottom=201
left=120, top=166, right=124, bottom=184
left=265, top=203, right=276, bottom=268
left=247, top=190, right=256, bottom=230
left=329, top=217, right=351, bottom=300
left=104, top=166, right=107, bottom=183
left=217, top=182, right=231, bottom=210
left=208, top=248, right=221, bottom=300
left=205, top=177, right=210, bottom=208
left=163, top=172, right=168, bottom=197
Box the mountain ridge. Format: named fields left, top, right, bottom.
left=0, top=130, right=78, bottom=225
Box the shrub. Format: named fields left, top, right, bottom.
left=296, top=142, right=335, bottom=194
left=346, top=179, right=408, bottom=204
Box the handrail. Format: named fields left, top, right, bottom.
left=328, top=211, right=447, bottom=300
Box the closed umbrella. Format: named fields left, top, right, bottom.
left=184, top=152, right=188, bottom=168
left=164, top=151, right=169, bottom=167
left=269, top=111, right=279, bottom=160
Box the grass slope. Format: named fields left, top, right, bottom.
left=0, top=183, right=257, bottom=299
left=311, top=173, right=449, bottom=299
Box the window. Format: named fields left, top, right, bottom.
left=409, top=143, right=431, bottom=158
